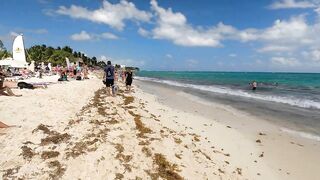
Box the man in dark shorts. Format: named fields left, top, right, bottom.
left=125, top=70, right=133, bottom=92
left=104, top=60, right=115, bottom=96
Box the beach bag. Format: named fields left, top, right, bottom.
left=17, top=82, right=34, bottom=89
left=76, top=76, right=82, bottom=80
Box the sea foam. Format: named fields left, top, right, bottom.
left=281, top=128, right=320, bottom=142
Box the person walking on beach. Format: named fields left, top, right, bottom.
left=104, top=61, right=115, bottom=96
left=122, top=71, right=126, bottom=82
left=125, top=69, right=133, bottom=92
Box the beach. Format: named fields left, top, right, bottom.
left=1, top=73, right=319, bottom=180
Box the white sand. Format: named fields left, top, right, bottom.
left=0, top=74, right=319, bottom=179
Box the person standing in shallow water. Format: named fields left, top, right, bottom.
left=104, top=61, right=115, bottom=96
left=251, top=81, right=257, bottom=91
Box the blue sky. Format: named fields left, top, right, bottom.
left=1, top=0, right=320, bottom=72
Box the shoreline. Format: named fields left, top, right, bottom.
left=135, top=77, right=320, bottom=137
left=136, top=79, right=320, bottom=180
left=0, top=74, right=319, bottom=179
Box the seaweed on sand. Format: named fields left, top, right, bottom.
left=152, top=153, right=183, bottom=180
left=66, top=138, right=99, bottom=159
left=124, top=96, right=134, bottom=105
left=1, top=166, right=21, bottom=180
left=142, top=146, right=152, bottom=157
left=173, top=137, right=182, bottom=144
left=115, top=143, right=132, bottom=163
left=128, top=111, right=152, bottom=138
left=41, top=151, right=60, bottom=160
left=115, top=173, right=124, bottom=179
left=48, top=160, right=66, bottom=179
left=32, top=124, right=53, bottom=134
left=41, top=133, right=71, bottom=146
left=20, top=146, right=35, bottom=160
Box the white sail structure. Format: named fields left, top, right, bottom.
left=0, top=34, right=28, bottom=68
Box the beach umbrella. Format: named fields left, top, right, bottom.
left=28, top=61, right=35, bottom=72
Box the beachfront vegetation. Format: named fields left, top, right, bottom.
left=0, top=39, right=103, bottom=67
left=26, top=44, right=99, bottom=66
left=0, top=39, right=141, bottom=70
left=0, top=40, right=12, bottom=59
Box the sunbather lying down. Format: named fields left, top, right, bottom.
left=0, top=121, right=10, bottom=128
left=1, top=75, right=48, bottom=96
left=0, top=76, right=21, bottom=97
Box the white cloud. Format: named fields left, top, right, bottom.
left=138, top=27, right=150, bottom=37
left=10, top=31, right=19, bottom=37
left=56, top=0, right=152, bottom=30
left=186, top=59, right=198, bottom=67
left=309, top=49, right=320, bottom=61
left=100, top=55, right=145, bottom=67
left=257, top=45, right=293, bottom=52
left=302, top=49, right=320, bottom=61
left=101, top=32, right=118, bottom=39
left=149, top=0, right=237, bottom=47
left=229, top=54, right=237, bottom=57
left=31, top=28, right=48, bottom=34
left=259, top=16, right=309, bottom=42
left=271, top=57, right=300, bottom=66
left=71, top=31, right=92, bottom=41
left=269, top=0, right=316, bottom=9
left=315, top=6, right=320, bottom=14
left=71, top=31, right=119, bottom=41
left=239, top=15, right=320, bottom=55
left=166, top=54, right=173, bottom=59
left=233, top=15, right=310, bottom=44
left=147, top=0, right=317, bottom=52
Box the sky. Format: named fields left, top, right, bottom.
left=0, top=0, right=320, bottom=72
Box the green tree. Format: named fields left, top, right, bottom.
left=92, top=56, right=97, bottom=64
left=28, top=45, right=43, bottom=63
left=73, top=51, right=78, bottom=58
left=48, top=50, right=74, bottom=66
left=97, top=61, right=106, bottom=67
left=0, top=50, right=11, bottom=59
left=44, top=47, right=54, bottom=60
left=0, top=40, right=5, bottom=51
left=62, top=46, right=73, bottom=54
left=0, top=39, right=11, bottom=59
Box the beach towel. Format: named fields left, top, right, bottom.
left=17, top=82, right=34, bottom=89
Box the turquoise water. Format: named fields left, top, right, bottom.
left=136, top=71, right=320, bottom=109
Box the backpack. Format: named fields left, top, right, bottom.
left=106, top=67, right=112, bottom=77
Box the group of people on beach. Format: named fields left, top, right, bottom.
left=57, top=63, right=89, bottom=81
left=0, top=61, right=93, bottom=97
left=103, top=60, right=133, bottom=96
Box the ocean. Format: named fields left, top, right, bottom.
left=136, top=71, right=320, bottom=140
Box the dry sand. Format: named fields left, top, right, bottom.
left=0, top=73, right=319, bottom=179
